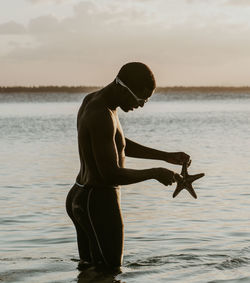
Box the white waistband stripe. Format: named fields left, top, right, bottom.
left=75, top=181, right=85, bottom=188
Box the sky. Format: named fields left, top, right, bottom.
left=0, top=0, right=250, bottom=87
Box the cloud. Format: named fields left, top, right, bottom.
left=227, top=0, right=250, bottom=5
left=4, top=8, right=250, bottom=64
left=28, top=15, right=61, bottom=34
left=185, top=0, right=204, bottom=4
left=26, top=0, right=67, bottom=3
left=1, top=0, right=250, bottom=85
left=0, top=21, right=26, bottom=34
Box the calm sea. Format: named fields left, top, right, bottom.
left=0, top=91, right=250, bottom=283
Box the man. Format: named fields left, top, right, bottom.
left=66, top=62, right=190, bottom=270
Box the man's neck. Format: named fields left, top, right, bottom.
left=101, top=81, right=119, bottom=111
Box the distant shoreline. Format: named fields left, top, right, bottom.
left=1, top=86, right=250, bottom=93
left=0, top=86, right=98, bottom=93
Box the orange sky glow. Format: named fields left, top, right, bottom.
left=0, top=0, right=250, bottom=87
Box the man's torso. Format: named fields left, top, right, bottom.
left=76, top=91, right=125, bottom=188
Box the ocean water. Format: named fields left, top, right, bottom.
left=0, top=91, right=250, bottom=283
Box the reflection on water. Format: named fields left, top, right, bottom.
left=0, top=92, right=250, bottom=283
left=77, top=266, right=123, bottom=283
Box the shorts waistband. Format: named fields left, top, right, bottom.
left=75, top=182, right=95, bottom=190
left=75, top=181, right=85, bottom=188
left=75, top=182, right=119, bottom=190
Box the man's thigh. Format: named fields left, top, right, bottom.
left=88, top=188, right=124, bottom=267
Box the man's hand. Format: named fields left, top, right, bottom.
left=165, top=152, right=191, bottom=167
left=155, top=168, right=177, bottom=186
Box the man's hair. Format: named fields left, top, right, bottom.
left=117, top=62, right=156, bottom=93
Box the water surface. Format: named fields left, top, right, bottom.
left=0, top=92, right=250, bottom=282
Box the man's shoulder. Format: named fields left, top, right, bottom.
left=79, top=99, right=115, bottom=128
left=80, top=92, right=106, bottom=114
left=78, top=108, right=115, bottom=139
left=88, top=106, right=114, bottom=126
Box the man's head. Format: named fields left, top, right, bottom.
left=115, top=62, right=156, bottom=111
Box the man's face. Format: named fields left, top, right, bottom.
left=116, top=77, right=154, bottom=112
left=120, top=87, right=154, bottom=112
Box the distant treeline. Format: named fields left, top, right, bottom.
left=157, top=86, right=250, bottom=93
left=1, top=85, right=250, bottom=93
left=0, top=86, right=99, bottom=93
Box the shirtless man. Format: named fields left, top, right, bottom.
left=66, top=62, right=190, bottom=270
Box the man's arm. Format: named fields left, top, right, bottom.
left=87, top=110, right=177, bottom=187
left=125, top=138, right=190, bottom=166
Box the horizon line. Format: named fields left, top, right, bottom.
left=1, top=85, right=250, bottom=88
left=1, top=85, right=250, bottom=93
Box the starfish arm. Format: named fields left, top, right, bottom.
left=188, top=173, right=205, bottom=183
left=185, top=183, right=198, bottom=199
left=173, top=183, right=185, bottom=198
left=173, top=187, right=181, bottom=198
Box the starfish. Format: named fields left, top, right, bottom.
left=173, top=162, right=205, bottom=199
